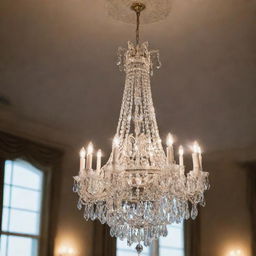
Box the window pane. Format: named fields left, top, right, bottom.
left=8, top=209, right=40, bottom=235
left=2, top=159, right=44, bottom=237
left=159, top=248, right=184, bottom=256
left=11, top=187, right=41, bottom=212
left=0, top=234, right=8, bottom=256
left=12, top=160, right=43, bottom=190
left=160, top=225, right=184, bottom=249
left=1, top=207, right=9, bottom=231
left=3, top=185, right=10, bottom=207
left=4, top=160, right=12, bottom=184
left=0, top=234, right=38, bottom=256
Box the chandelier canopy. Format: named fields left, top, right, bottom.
left=73, top=2, right=210, bottom=255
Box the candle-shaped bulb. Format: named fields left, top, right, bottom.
left=86, top=142, right=93, bottom=169
left=192, top=141, right=200, bottom=172
left=79, top=147, right=86, bottom=173
left=96, top=149, right=102, bottom=170
left=166, top=133, right=174, bottom=146
left=193, top=141, right=199, bottom=153
left=97, top=149, right=102, bottom=158
left=178, top=145, right=184, bottom=166
left=87, top=142, right=93, bottom=155
left=80, top=147, right=86, bottom=158
left=166, top=133, right=174, bottom=164
left=179, top=145, right=184, bottom=156
left=198, top=145, right=202, bottom=170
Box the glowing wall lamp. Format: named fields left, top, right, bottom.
left=228, top=249, right=242, bottom=256
left=59, top=246, right=76, bottom=256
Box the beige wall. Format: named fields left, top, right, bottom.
left=201, top=148, right=255, bottom=256
left=0, top=108, right=255, bottom=256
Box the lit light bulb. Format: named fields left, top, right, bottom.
left=59, top=246, right=76, bottom=256
left=166, top=133, right=174, bottom=146
left=228, top=249, right=242, bottom=256
left=68, top=248, right=75, bottom=255
left=193, top=141, right=199, bottom=153
left=178, top=145, right=184, bottom=166
left=179, top=145, right=184, bottom=156
left=87, top=142, right=93, bottom=155
left=80, top=147, right=86, bottom=158
left=97, top=149, right=102, bottom=158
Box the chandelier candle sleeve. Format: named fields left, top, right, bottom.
left=86, top=142, right=93, bottom=169
left=96, top=150, right=102, bottom=170
left=198, top=146, right=202, bottom=169
left=179, top=145, right=184, bottom=166
left=79, top=147, right=86, bottom=173
left=192, top=141, right=200, bottom=172
left=166, top=133, right=174, bottom=164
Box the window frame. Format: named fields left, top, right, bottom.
left=0, top=159, right=51, bottom=256
left=0, top=131, right=63, bottom=256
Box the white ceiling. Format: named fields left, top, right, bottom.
left=0, top=0, right=256, bottom=153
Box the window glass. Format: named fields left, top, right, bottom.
left=0, top=159, right=44, bottom=256
left=117, top=239, right=150, bottom=256
left=159, top=222, right=184, bottom=256
left=8, top=209, right=40, bottom=235
left=11, top=160, right=43, bottom=190
left=0, top=234, right=38, bottom=256
left=116, top=222, right=184, bottom=256
left=11, top=187, right=41, bottom=211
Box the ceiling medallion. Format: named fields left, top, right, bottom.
left=73, top=2, right=210, bottom=255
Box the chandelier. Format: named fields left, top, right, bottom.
left=73, top=2, right=210, bottom=254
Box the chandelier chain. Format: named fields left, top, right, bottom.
left=136, top=11, right=140, bottom=45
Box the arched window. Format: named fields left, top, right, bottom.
left=0, top=159, right=44, bottom=256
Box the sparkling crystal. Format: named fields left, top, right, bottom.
left=135, top=244, right=143, bottom=255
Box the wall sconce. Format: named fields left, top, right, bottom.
left=228, top=250, right=242, bottom=256
left=59, top=246, right=76, bottom=256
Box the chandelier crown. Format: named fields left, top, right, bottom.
left=117, top=41, right=161, bottom=75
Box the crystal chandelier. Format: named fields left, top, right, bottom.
left=73, top=2, right=210, bottom=254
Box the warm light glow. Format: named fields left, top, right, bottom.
left=79, top=147, right=86, bottom=158
left=87, top=142, right=93, bottom=155
left=228, top=249, right=242, bottom=256
left=198, top=145, right=202, bottom=154
left=192, top=141, right=200, bottom=153
left=179, top=145, right=184, bottom=156
left=97, top=149, right=102, bottom=158
left=113, top=135, right=120, bottom=147
left=59, top=246, right=76, bottom=256
left=166, top=133, right=174, bottom=146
